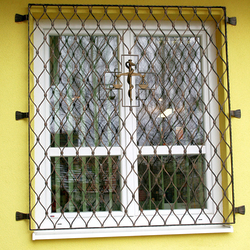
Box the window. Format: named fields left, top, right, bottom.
left=29, top=5, right=234, bottom=236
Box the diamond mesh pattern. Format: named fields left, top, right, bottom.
left=28, top=4, right=234, bottom=230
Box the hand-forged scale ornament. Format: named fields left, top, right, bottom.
left=113, top=59, right=148, bottom=102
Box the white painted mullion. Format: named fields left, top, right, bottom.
left=33, top=28, right=52, bottom=226
left=49, top=146, right=122, bottom=157
left=121, top=30, right=139, bottom=217
left=139, top=145, right=206, bottom=156
left=44, top=35, right=54, bottom=214
left=119, top=30, right=128, bottom=214
left=201, top=25, right=222, bottom=220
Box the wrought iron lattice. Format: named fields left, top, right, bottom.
left=28, top=4, right=235, bottom=230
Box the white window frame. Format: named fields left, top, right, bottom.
left=31, top=19, right=233, bottom=239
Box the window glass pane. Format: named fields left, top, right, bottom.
left=51, top=156, right=121, bottom=212
left=138, top=155, right=206, bottom=210
left=135, top=36, right=204, bottom=146
left=49, top=35, right=120, bottom=148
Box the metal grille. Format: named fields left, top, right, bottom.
left=28, top=4, right=235, bottom=230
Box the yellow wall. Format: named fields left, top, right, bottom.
left=1, top=0, right=249, bottom=249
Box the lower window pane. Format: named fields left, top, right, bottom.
left=51, top=156, right=121, bottom=212
left=138, top=155, right=206, bottom=210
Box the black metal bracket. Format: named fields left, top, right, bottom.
left=15, top=111, right=29, bottom=120
left=16, top=212, right=30, bottom=221
left=15, top=14, right=28, bottom=23
left=235, top=205, right=245, bottom=215
left=226, top=16, right=237, bottom=26
left=230, top=109, right=241, bottom=118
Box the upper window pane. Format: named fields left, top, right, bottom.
left=135, top=36, right=204, bottom=146
left=50, top=35, right=120, bottom=148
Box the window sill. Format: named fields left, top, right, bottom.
left=32, top=225, right=233, bottom=240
